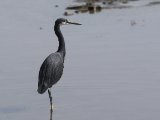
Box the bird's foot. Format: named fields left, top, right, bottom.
left=51, top=104, right=55, bottom=109
left=50, top=104, right=55, bottom=110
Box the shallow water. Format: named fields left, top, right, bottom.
left=0, top=0, right=160, bottom=120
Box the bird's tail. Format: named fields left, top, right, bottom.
left=37, top=84, right=48, bottom=94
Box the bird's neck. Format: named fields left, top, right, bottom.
left=54, top=25, right=66, bottom=57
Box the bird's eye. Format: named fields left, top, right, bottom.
left=61, top=19, right=68, bottom=25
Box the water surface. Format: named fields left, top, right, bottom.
left=0, top=0, right=160, bottom=120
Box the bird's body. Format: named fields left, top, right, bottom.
left=37, top=18, right=81, bottom=113
left=38, top=52, right=64, bottom=94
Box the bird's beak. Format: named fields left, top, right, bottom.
left=67, top=21, right=82, bottom=25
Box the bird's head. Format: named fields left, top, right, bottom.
left=55, top=18, right=81, bottom=26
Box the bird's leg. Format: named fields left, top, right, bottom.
left=48, top=89, right=53, bottom=120
left=48, top=89, right=53, bottom=112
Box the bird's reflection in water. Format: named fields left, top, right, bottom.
left=49, top=107, right=53, bottom=120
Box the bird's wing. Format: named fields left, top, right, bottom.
left=48, top=53, right=64, bottom=86
left=38, top=53, right=64, bottom=93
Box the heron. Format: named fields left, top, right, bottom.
left=37, top=18, right=81, bottom=111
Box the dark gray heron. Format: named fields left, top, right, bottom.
left=37, top=18, right=81, bottom=111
